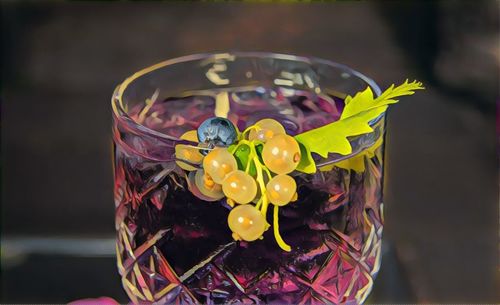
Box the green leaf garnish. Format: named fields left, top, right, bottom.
left=341, top=79, right=425, bottom=119
left=294, top=80, right=424, bottom=172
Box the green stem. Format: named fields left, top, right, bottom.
left=240, top=125, right=259, bottom=139
left=255, top=196, right=263, bottom=210
left=273, top=205, right=291, bottom=252
left=252, top=154, right=269, bottom=216
left=262, top=164, right=273, bottom=180
left=242, top=140, right=257, bottom=174
left=245, top=158, right=253, bottom=173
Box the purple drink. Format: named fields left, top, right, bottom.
left=112, top=53, right=384, bottom=304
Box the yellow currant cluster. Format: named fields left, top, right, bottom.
left=175, top=118, right=301, bottom=251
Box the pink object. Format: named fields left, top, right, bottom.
left=69, top=297, right=121, bottom=305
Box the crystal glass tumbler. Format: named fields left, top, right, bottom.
left=112, top=52, right=384, bottom=304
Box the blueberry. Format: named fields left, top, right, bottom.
left=197, top=117, right=238, bottom=148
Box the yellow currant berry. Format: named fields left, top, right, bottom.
left=222, top=170, right=257, bottom=204
left=181, top=130, right=198, bottom=142
left=248, top=119, right=286, bottom=142
left=262, top=134, right=301, bottom=174
left=228, top=204, right=267, bottom=241
left=175, top=130, right=204, bottom=171
left=266, top=174, right=297, bottom=206
left=203, top=147, right=238, bottom=183
left=194, top=169, right=224, bottom=200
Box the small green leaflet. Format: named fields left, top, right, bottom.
left=295, top=142, right=316, bottom=174
left=294, top=80, right=424, bottom=173
left=233, top=144, right=257, bottom=176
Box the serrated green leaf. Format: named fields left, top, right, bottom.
left=341, top=79, right=424, bottom=120
left=294, top=80, right=424, bottom=164
left=294, top=108, right=380, bottom=158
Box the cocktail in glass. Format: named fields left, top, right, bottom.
left=112, top=53, right=385, bottom=304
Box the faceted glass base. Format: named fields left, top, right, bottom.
left=115, top=147, right=383, bottom=304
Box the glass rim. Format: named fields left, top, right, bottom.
left=111, top=51, right=382, bottom=142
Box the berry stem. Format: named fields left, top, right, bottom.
left=261, top=195, right=269, bottom=218
left=245, top=158, right=253, bottom=174
left=241, top=125, right=260, bottom=139
left=255, top=196, right=263, bottom=210
left=227, top=143, right=239, bottom=154
left=245, top=143, right=256, bottom=174
left=252, top=154, right=270, bottom=217
left=261, top=163, right=273, bottom=180
left=273, top=205, right=291, bottom=252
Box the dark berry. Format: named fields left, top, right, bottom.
left=197, top=117, right=238, bottom=148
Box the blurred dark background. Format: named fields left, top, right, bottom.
left=1, top=1, right=498, bottom=303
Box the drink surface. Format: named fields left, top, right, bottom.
left=113, top=87, right=384, bottom=304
